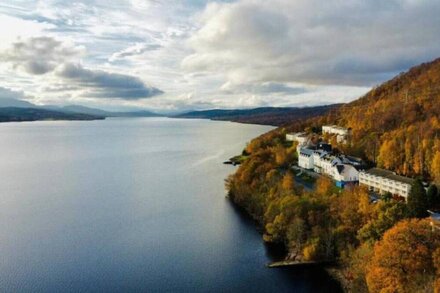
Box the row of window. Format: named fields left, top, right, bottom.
left=360, top=174, right=409, bottom=189
left=359, top=179, right=409, bottom=196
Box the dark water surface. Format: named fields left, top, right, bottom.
left=0, top=118, right=340, bottom=292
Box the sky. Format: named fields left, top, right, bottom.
left=0, top=0, right=440, bottom=113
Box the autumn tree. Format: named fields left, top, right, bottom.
left=357, top=200, right=407, bottom=243
left=432, top=151, right=440, bottom=183
left=281, top=172, right=295, bottom=194
left=434, top=248, right=440, bottom=293
left=366, top=219, right=440, bottom=293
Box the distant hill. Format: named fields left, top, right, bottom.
left=57, top=105, right=162, bottom=117
left=43, top=105, right=162, bottom=118
left=0, top=97, right=37, bottom=108
left=0, top=107, right=104, bottom=123
left=173, top=105, right=341, bottom=126
left=0, top=96, right=163, bottom=118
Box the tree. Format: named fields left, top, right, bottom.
left=357, top=201, right=407, bottom=243
left=281, top=172, right=295, bottom=193
left=432, top=151, right=440, bottom=183
left=407, top=179, right=428, bottom=218
left=427, top=184, right=440, bottom=209
left=366, top=219, right=440, bottom=293
left=434, top=248, right=440, bottom=293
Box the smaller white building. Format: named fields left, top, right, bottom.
left=359, top=168, right=413, bottom=199
left=286, top=132, right=308, bottom=146
left=322, top=125, right=350, bottom=144
left=322, top=125, right=349, bottom=136
left=298, top=147, right=314, bottom=170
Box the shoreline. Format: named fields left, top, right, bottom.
left=226, top=194, right=345, bottom=291
left=167, top=115, right=281, bottom=127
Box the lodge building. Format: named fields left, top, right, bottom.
left=359, top=168, right=413, bottom=199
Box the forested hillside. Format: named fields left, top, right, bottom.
left=0, top=107, right=104, bottom=122
left=226, top=58, right=440, bottom=292
left=307, top=58, right=440, bottom=181
left=174, top=105, right=341, bottom=126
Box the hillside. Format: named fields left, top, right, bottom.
left=0, top=97, right=36, bottom=108
left=0, top=107, right=104, bottom=122
left=285, top=58, right=440, bottom=181
left=226, top=57, right=440, bottom=292
left=173, top=105, right=341, bottom=126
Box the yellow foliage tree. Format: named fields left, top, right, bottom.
left=432, top=151, right=440, bottom=183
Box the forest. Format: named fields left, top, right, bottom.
left=174, top=105, right=340, bottom=126
left=226, top=58, right=440, bottom=292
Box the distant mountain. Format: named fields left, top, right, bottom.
left=50, top=105, right=162, bottom=118
left=57, top=105, right=111, bottom=116
left=0, top=107, right=105, bottom=123
left=0, top=97, right=37, bottom=108
left=172, top=105, right=341, bottom=126
left=107, top=110, right=163, bottom=117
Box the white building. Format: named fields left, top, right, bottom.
left=312, top=150, right=328, bottom=173
left=333, top=164, right=359, bottom=188
left=320, top=155, right=342, bottom=177
left=359, top=168, right=413, bottom=199
left=286, top=132, right=308, bottom=146
left=297, top=147, right=360, bottom=188
left=322, top=125, right=349, bottom=136
left=298, top=147, right=314, bottom=169
left=322, top=125, right=350, bottom=144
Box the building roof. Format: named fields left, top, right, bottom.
left=313, top=149, right=327, bottom=156
left=345, top=155, right=363, bottom=163
left=287, top=132, right=307, bottom=137
left=336, top=163, right=353, bottom=173
left=299, top=148, right=314, bottom=156
left=323, top=125, right=348, bottom=131
left=362, top=168, right=414, bottom=185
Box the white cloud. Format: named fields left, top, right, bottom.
left=56, top=63, right=163, bottom=99
left=0, top=0, right=439, bottom=111
left=109, top=43, right=162, bottom=62
left=0, top=36, right=85, bottom=75
left=0, top=35, right=163, bottom=100
left=183, top=0, right=440, bottom=87
left=0, top=14, right=54, bottom=49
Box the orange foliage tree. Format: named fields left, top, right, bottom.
left=366, top=219, right=440, bottom=293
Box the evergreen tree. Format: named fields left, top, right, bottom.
left=427, top=184, right=439, bottom=209
left=407, top=179, right=428, bottom=218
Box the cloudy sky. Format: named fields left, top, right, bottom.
left=0, top=0, right=440, bottom=112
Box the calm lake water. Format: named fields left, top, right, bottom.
left=0, top=117, right=340, bottom=292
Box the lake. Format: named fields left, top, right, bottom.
left=0, top=117, right=340, bottom=292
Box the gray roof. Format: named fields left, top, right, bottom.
left=299, top=148, right=314, bottom=156
left=363, top=168, right=414, bottom=185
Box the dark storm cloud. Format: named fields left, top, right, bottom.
left=57, top=63, right=163, bottom=100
